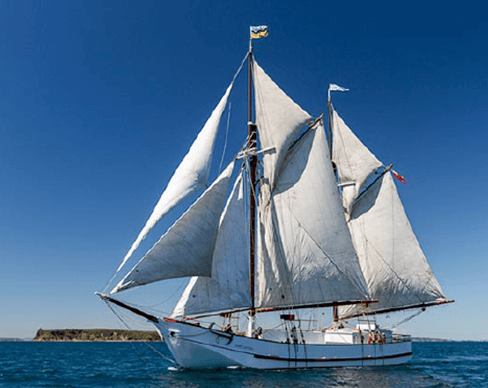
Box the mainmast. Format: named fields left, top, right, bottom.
left=248, top=40, right=257, bottom=316
left=327, top=84, right=333, bottom=155
left=327, top=83, right=349, bottom=156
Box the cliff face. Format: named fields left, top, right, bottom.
left=33, top=329, right=162, bottom=342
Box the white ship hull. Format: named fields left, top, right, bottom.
left=155, top=319, right=412, bottom=370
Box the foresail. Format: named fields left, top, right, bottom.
left=111, top=162, right=235, bottom=294
left=331, top=109, right=383, bottom=213
left=172, top=173, right=251, bottom=317
left=253, top=60, right=311, bottom=189
left=117, top=82, right=234, bottom=273
left=257, top=121, right=369, bottom=309
left=340, top=172, right=446, bottom=317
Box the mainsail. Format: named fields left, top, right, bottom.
left=172, top=172, right=251, bottom=317
left=340, top=172, right=446, bottom=317
left=331, top=109, right=383, bottom=214
left=257, top=120, right=370, bottom=309
left=253, top=60, right=311, bottom=189
left=331, top=107, right=447, bottom=318
left=111, top=162, right=235, bottom=294
left=117, top=82, right=235, bottom=273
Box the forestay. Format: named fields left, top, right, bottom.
left=340, top=172, right=446, bottom=317
left=257, top=121, right=369, bottom=309
left=111, top=162, right=235, bottom=294
left=172, top=173, right=251, bottom=317
left=253, top=60, right=311, bottom=189
left=117, top=82, right=235, bottom=272
left=331, top=109, right=383, bottom=214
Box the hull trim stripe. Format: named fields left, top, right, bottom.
left=254, top=351, right=413, bottom=363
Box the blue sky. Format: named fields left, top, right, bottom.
left=1, top=0, right=487, bottom=340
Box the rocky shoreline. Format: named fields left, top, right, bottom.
left=33, top=329, right=162, bottom=342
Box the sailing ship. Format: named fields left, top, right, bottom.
left=98, top=28, right=453, bottom=370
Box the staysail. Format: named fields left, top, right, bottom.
left=257, top=120, right=370, bottom=309
left=172, top=172, right=251, bottom=317
left=111, top=162, right=235, bottom=294
left=116, top=82, right=235, bottom=273
left=331, top=109, right=383, bottom=213
left=340, top=172, right=446, bottom=317
left=253, top=60, right=311, bottom=189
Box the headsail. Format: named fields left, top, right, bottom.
left=331, top=109, right=383, bottom=213
left=253, top=60, right=311, bottom=189
left=111, top=162, right=235, bottom=294
left=172, top=172, right=251, bottom=317
left=340, top=172, right=446, bottom=317
left=257, top=120, right=369, bottom=309
left=116, top=82, right=235, bottom=273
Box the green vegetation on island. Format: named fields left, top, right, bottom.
left=33, top=329, right=162, bottom=342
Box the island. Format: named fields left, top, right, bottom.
left=33, top=329, right=162, bottom=342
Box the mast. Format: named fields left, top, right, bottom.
left=327, top=84, right=339, bottom=183
left=327, top=84, right=333, bottom=153
left=248, top=40, right=257, bottom=315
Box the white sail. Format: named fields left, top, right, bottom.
left=340, top=172, right=446, bottom=317
left=117, top=83, right=234, bottom=273
left=111, top=162, right=235, bottom=294
left=331, top=109, right=383, bottom=213
left=257, top=121, right=369, bottom=309
left=253, top=60, right=311, bottom=188
left=172, top=173, right=251, bottom=317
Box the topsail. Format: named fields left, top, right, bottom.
left=331, top=109, right=383, bottom=214
left=253, top=60, right=311, bottom=189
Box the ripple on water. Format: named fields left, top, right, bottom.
left=0, top=342, right=486, bottom=388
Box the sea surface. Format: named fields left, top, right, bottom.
left=0, top=341, right=486, bottom=387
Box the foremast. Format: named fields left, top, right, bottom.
left=247, top=38, right=258, bottom=335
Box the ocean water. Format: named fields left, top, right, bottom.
left=0, top=341, right=486, bottom=387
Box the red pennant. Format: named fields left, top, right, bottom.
left=392, top=170, right=406, bottom=184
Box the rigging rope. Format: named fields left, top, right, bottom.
left=125, top=282, right=186, bottom=317
left=389, top=308, right=426, bottom=329
left=104, top=300, right=177, bottom=366
left=218, top=102, right=232, bottom=174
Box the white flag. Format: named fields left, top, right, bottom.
left=328, top=83, right=349, bottom=100
left=329, top=83, right=349, bottom=92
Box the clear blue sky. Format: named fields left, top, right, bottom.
left=1, top=0, right=487, bottom=340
